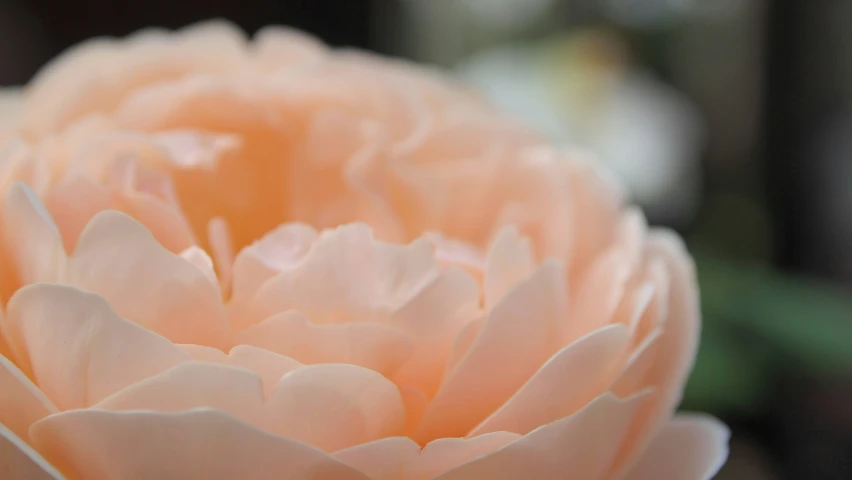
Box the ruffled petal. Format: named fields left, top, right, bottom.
left=413, top=261, right=565, bottom=443
left=244, top=224, right=437, bottom=327
left=68, top=211, right=230, bottom=348
left=3, top=284, right=190, bottom=410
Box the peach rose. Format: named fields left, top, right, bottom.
left=0, top=22, right=728, bottom=480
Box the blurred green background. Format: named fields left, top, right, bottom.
left=2, top=0, right=851, bottom=478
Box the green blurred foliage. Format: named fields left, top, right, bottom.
left=681, top=251, right=852, bottom=414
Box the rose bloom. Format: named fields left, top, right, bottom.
left=0, top=22, right=728, bottom=480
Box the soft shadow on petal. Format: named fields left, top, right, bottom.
left=266, top=364, right=406, bottom=452
left=3, top=284, right=191, bottom=410
left=469, top=324, right=630, bottom=436
left=434, top=391, right=653, bottom=480
left=29, top=409, right=369, bottom=480
left=0, top=424, right=64, bottom=480
left=623, top=414, right=730, bottom=480
left=230, top=223, right=318, bottom=306
left=42, top=175, right=111, bottom=252
left=179, top=246, right=219, bottom=291
left=176, top=345, right=303, bottom=398
left=97, top=362, right=407, bottom=453
left=0, top=354, right=58, bottom=443
left=2, top=183, right=65, bottom=285
left=94, top=362, right=267, bottom=428
left=390, top=267, right=480, bottom=399
left=483, top=226, right=534, bottom=310
left=413, top=261, right=565, bottom=443
left=68, top=211, right=230, bottom=348
left=335, top=432, right=519, bottom=480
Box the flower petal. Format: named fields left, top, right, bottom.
left=0, top=423, right=64, bottom=480
left=434, top=392, right=652, bottom=480
left=484, top=226, right=534, bottom=309
left=95, top=362, right=266, bottom=426
left=29, top=408, right=368, bottom=480
left=413, top=261, right=565, bottom=443
left=3, top=284, right=190, bottom=410
left=608, top=231, right=701, bottom=477
left=43, top=175, right=111, bottom=252
left=175, top=345, right=304, bottom=399
left=245, top=224, right=437, bottom=327
left=334, top=437, right=419, bottom=480
left=252, top=26, right=326, bottom=71
left=624, top=414, right=730, bottom=480
left=267, top=364, right=406, bottom=452
left=22, top=21, right=248, bottom=136
left=2, top=183, right=65, bottom=284
left=179, top=246, right=219, bottom=291
left=68, top=211, right=230, bottom=348
left=390, top=267, right=480, bottom=398
left=237, top=311, right=412, bottom=376
left=335, top=432, right=520, bottom=480
left=469, top=324, right=630, bottom=436
left=0, top=354, right=57, bottom=443
left=230, top=223, right=318, bottom=308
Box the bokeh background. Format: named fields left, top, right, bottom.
left=1, top=0, right=851, bottom=478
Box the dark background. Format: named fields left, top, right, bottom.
left=2, top=0, right=851, bottom=478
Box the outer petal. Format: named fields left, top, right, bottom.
left=413, top=261, right=564, bottom=443
left=469, top=324, right=630, bottom=436
left=29, top=409, right=369, bottom=480
left=0, top=424, right=64, bottom=480
left=434, top=392, right=652, bottom=480
left=0, top=354, right=58, bottom=443
left=335, top=432, right=520, bottom=480
left=3, top=284, right=190, bottom=410
left=96, top=362, right=406, bottom=453
left=68, top=211, right=230, bottom=348
left=623, top=415, right=730, bottom=480
left=608, top=231, right=701, bottom=477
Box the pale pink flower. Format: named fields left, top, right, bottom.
left=0, top=21, right=727, bottom=480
